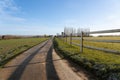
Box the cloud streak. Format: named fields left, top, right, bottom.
left=0, top=0, right=25, bottom=22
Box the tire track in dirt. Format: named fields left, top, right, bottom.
left=0, top=38, right=97, bottom=80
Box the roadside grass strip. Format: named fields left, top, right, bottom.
left=54, top=38, right=120, bottom=80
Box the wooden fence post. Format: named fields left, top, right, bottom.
left=80, top=32, right=83, bottom=53
left=70, top=33, right=72, bottom=45
left=66, top=35, right=67, bottom=42
left=64, top=33, right=65, bottom=42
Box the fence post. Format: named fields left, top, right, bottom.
left=66, top=35, right=67, bottom=42
left=80, top=32, right=83, bottom=53
left=64, top=33, right=65, bottom=42
left=70, top=33, right=72, bottom=45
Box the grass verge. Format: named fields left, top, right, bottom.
left=54, top=38, right=120, bottom=80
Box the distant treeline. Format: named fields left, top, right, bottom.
left=0, top=35, right=51, bottom=40
left=0, top=35, right=21, bottom=39
left=57, top=27, right=90, bottom=37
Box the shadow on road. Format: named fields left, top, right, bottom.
left=3, top=59, right=63, bottom=68
left=46, top=45, right=60, bottom=80
left=7, top=40, right=60, bottom=80
left=4, top=58, right=63, bottom=69
left=7, top=41, right=47, bottom=80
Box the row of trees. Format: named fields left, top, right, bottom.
left=63, top=27, right=90, bottom=37
left=0, top=35, right=50, bottom=39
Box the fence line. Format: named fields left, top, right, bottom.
left=83, top=45, right=120, bottom=54
left=65, top=38, right=120, bottom=43
left=84, top=39, right=120, bottom=43
left=63, top=29, right=120, bottom=54
left=72, top=43, right=120, bottom=54
left=72, top=42, right=80, bottom=46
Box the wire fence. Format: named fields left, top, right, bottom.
left=62, top=29, right=120, bottom=54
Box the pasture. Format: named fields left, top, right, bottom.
left=65, top=37, right=120, bottom=52
left=0, top=38, right=48, bottom=66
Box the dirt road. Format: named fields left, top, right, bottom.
left=0, top=39, right=96, bottom=80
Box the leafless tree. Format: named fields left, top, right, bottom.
left=64, top=27, right=90, bottom=37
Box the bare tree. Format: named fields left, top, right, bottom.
left=64, top=27, right=90, bottom=37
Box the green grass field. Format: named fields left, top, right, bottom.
left=54, top=37, right=120, bottom=79
left=65, top=37, right=120, bottom=51
left=0, top=38, right=48, bottom=66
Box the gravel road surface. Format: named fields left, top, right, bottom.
left=0, top=39, right=96, bottom=80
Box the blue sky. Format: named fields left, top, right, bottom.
left=0, top=0, right=120, bottom=35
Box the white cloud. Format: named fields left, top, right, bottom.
left=0, top=0, right=18, bottom=14
left=0, top=0, right=25, bottom=22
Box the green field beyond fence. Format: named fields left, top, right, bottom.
left=54, top=36, right=120, bottom=80
left=66, top=37, right=120, bottom=52
left=0, top=38, right=48, bottom=66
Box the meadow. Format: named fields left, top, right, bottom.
left=67, top=37, right=120, bottom=51
left=54, top=37, right=120, bottom=80
left=0, top=38, right=48, bottom=66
